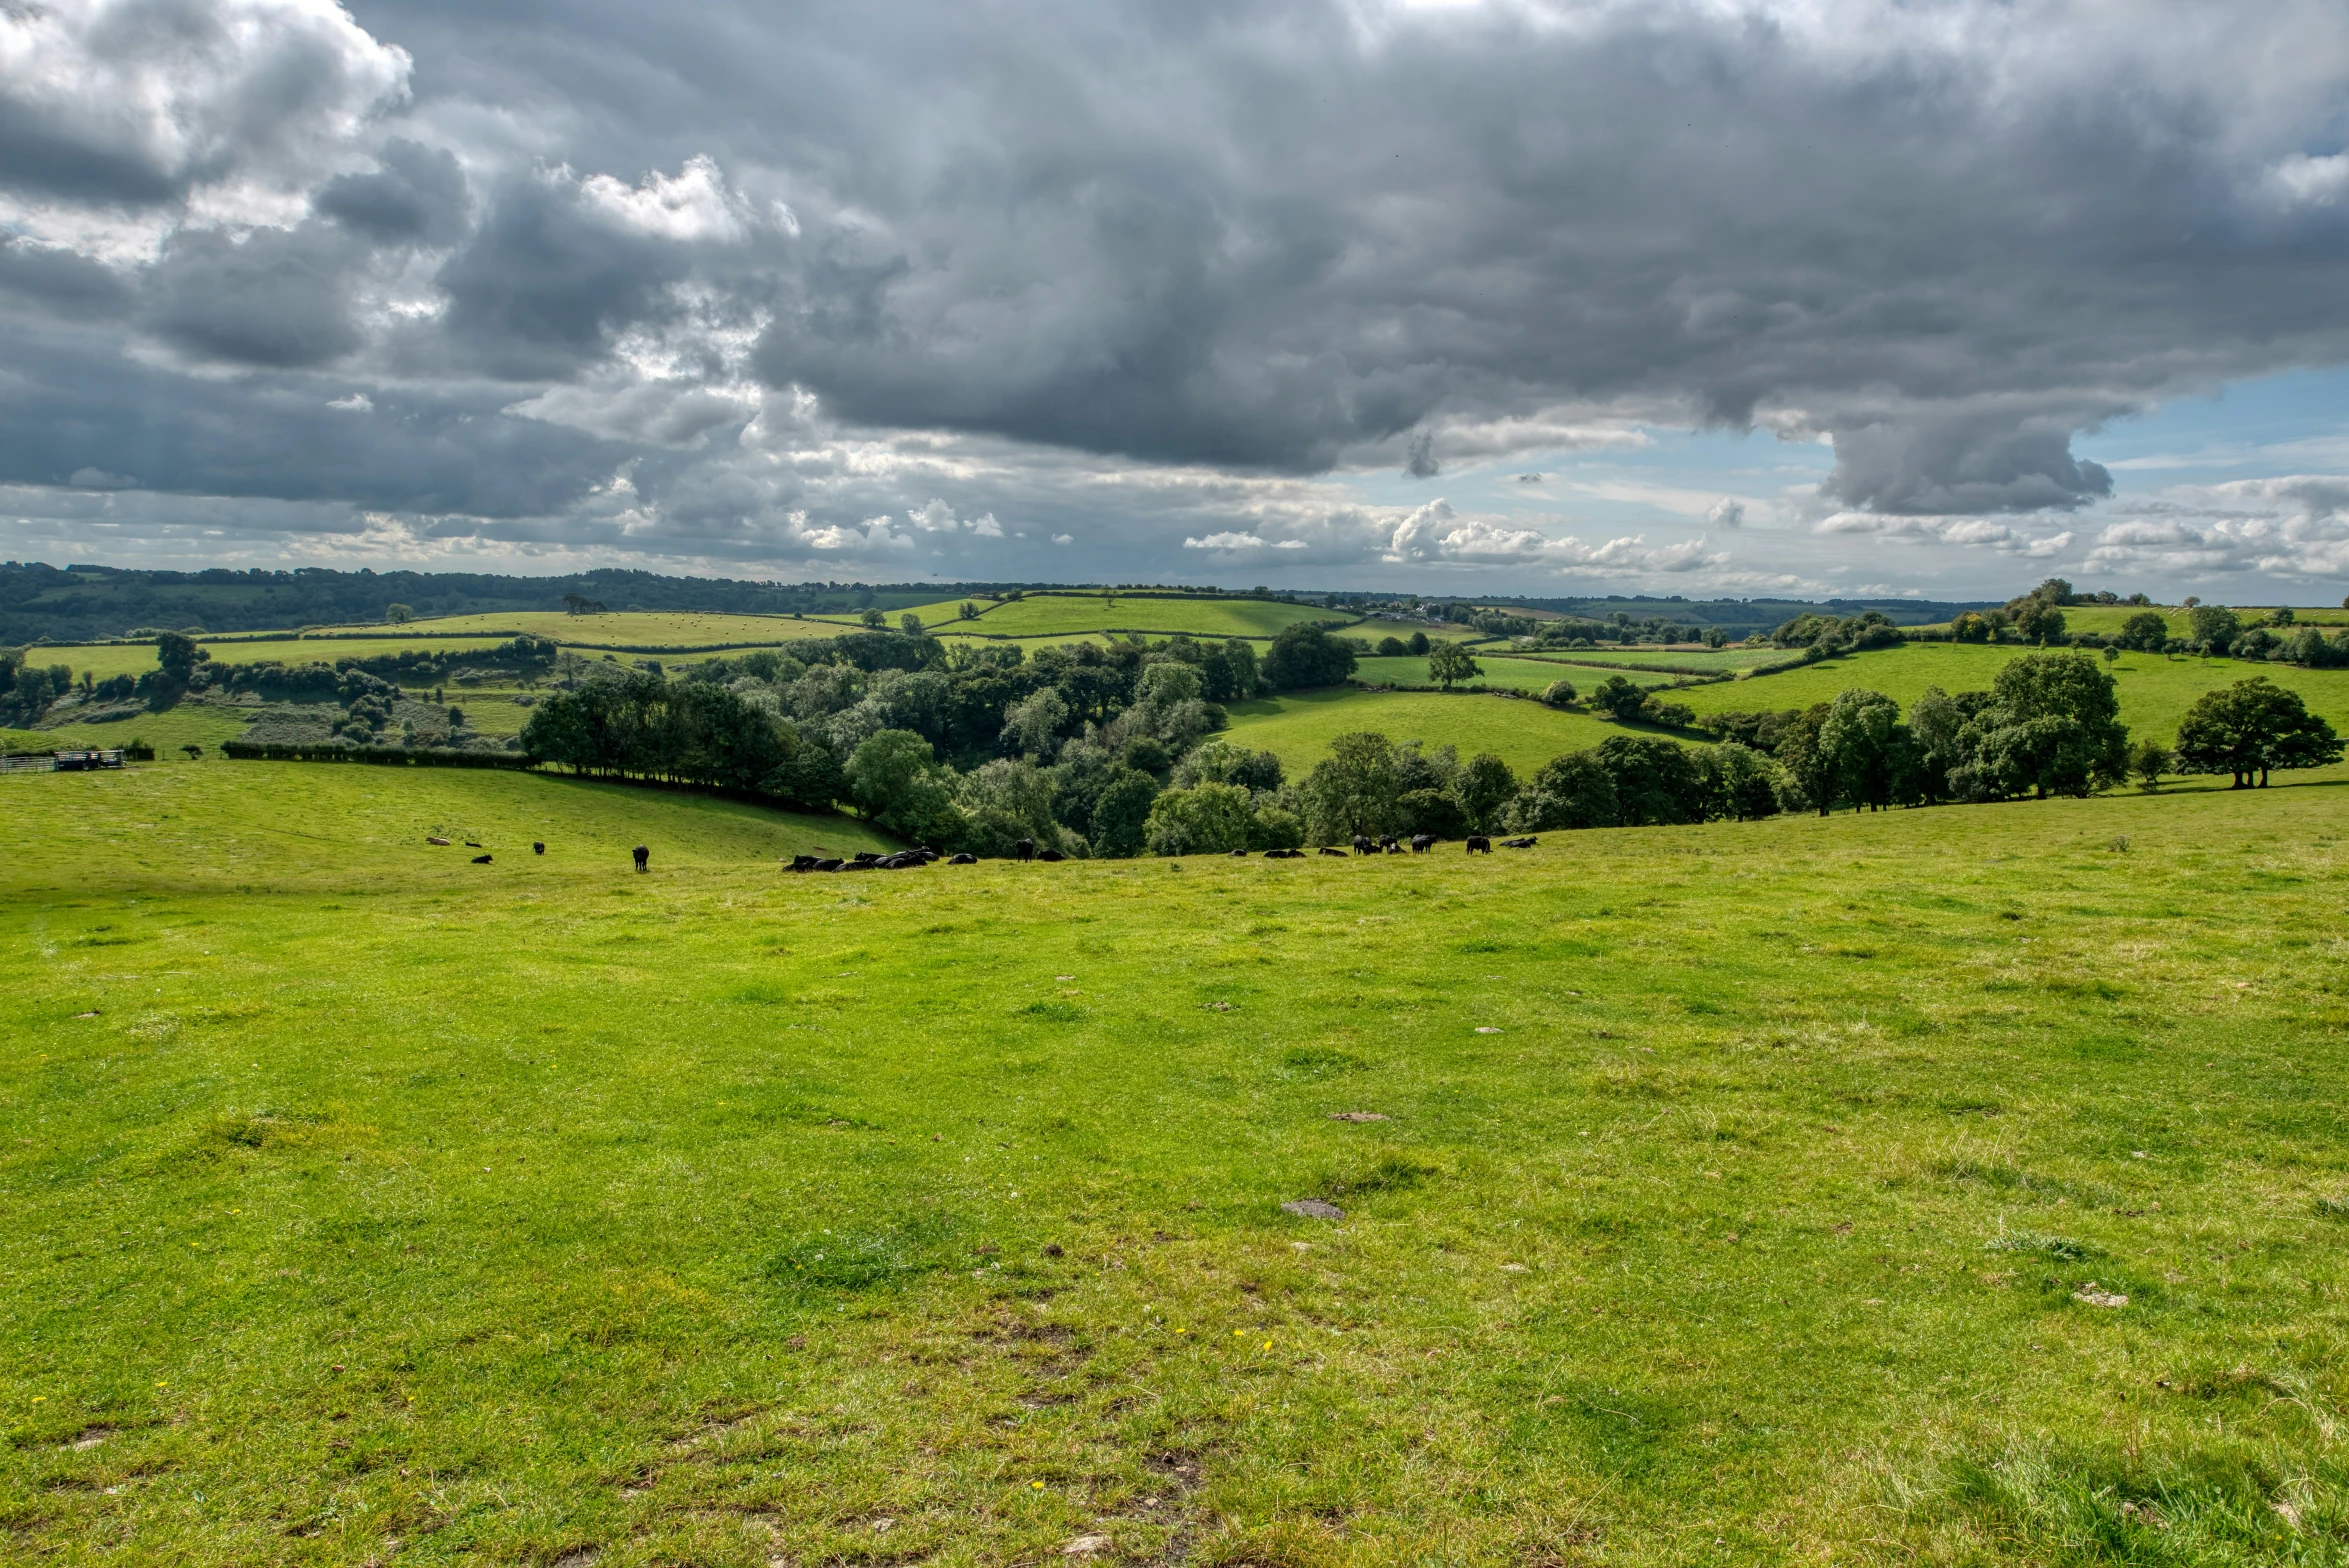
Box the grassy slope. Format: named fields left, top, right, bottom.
left=900, top=594, right=1345, bottom=639
left=1352, top=655, right=1683, bottom=693
left=1505, top=647, right=1785, bottom=673
left=5, top=771, right=2349, bottom=1564
left=1225, top=688, right=1619, bottom=773
left=1684, top=643, right=2349, bottom=743
left=0, top=762, right=890, bottom=891
left=4, top=704, right=259, bottom=757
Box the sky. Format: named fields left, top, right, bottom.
left=2, top=0, right=2348, bottom=603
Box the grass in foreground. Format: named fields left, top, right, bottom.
left=7, top=764, right=2349, bottom=1565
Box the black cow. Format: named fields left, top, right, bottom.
left=533, top=841, right=545, bottom=855
left=853, top=851, right=881, bottom=863
left=1014, top=838, right=1036, bottom=862
left=787, top=854, right=819, bottom=872
left=1410, top=834, right=1435, bottom=853
left=1465, top=836, right=1491, bottom=854
left=1500, top=836, right=1538, bottom=849
left=814, top=858, right=844, bottom=871
left=948, top=852, right=977, bottom=865
left=1377, top=834, right=1399, bottom=853
left=840, top=860, right=874, bottom=872
left=1038, top=848, right=1066, bottom=862
left=632, top=844, right=649, bottom=872
left=1226, top=847, right=1248, bottom=858
left=1352, top=835, right=1374, bottom=855
left=1319, top=845, right=1348, bottom=857
left=471, top=853, right=492, bottom=864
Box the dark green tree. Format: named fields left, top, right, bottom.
left=1506, top=751, right=1618, bottom=831
left=1956, top=651, right=2129, bottom=798
left=1300, top=731, right=1401, bottom=840
left=1593, top=735, right=1708, bottom=826
left=1426, top=640, right=1481, bottom=689
left=1088, top=769, right=1160, bottom=858
left=2172, top=678, right=2343, bottom=787
left=154, top=631, right=201, bottom=685
left=2116, top=610, right=2170, bottom=651
left=1262, top=623, right=1358, bottom=690
left=1453, top=752, right=1517, bottom=832
left=1589, top=674, right=1648, bottom=721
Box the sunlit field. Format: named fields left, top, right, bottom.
left=6, top=762, right=2349, bottom=1564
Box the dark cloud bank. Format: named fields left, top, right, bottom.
left=2, top=0, right=2347, bottom=587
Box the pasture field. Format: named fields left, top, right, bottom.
left=1351, top=655, right=1682, bottom=694
left=7, top=765, right=2349, bottom=1565
left=1226, top=688, right=1620, bottom=773
left=901, top=594, right=1346, bottom=640
left=1686, top=643, right=2349, bottom=743
left=313, top=612, right=845, bottom=646
left=1506, top=648, right=1785, bottom=674
left=2, top=700, right=260, bottom=758
left=26, top=638, right=523, bottom=684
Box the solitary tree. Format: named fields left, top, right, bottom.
left=1453, top=752, right=1517, bottom=832
left=2130, top=738, right=2170, bottom=791
left=154, top=631, right=201, bottom=685
left=386, top=603, right=413, bottom=624
left=2173, top=678, right=2343, bottom=787
left=1406, top=630, right=1431, bottom=656
left=959, top=601, right=980, bottom=620
left=1427, top=640, right=1481, bottom=689
left=861, top=607, right=888, bottom=629
left=180, top=744, right=202, bottom=760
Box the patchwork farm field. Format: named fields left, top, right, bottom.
left=1350, top=655, right=1683, bottom=693
left=314, top=612, right=845, bottom=646
left=902, top=594, right=1345, bottom=640
left=1225, top=688, right=1621, bottom=773
left=7, top=763, right=2349, bottom=1564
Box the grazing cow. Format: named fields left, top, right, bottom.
left=471, top=853, right=492, bottom=864
left=948, top=852, right=977, bottom=865
left=1386, top=841, right=1405, bottom=854
left=814, top=858, right=844, bottom=871
left=1319, top=845, right=1347, bottom=856
left=632, top=844, right=649, bottom=872
left=1352, top=835, right=1374, bottom=856
left=1464, top=835, right=1491, bottom=854
left=1410, top=834, right=1435, bottom=853
left=1014, top=838, right=1036, bottom=862
left=1377, top=834, right=1399, bottom=853
left=1500, top=836, right=1538, bottom=849
left=1038, top=848, right=1066, bottom=862
left=426, top=836, right=450, bottom=846
left=533, top=841, right=545, bottom=855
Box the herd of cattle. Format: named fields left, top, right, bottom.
left=779, top=833, right=1539, bottom=872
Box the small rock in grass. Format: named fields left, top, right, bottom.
left=1329, top=1111, right=1388, bottom=1123
left=1475, top=1026, right=1502, bottom=1034
left=426, top=836, right=450, bottom=846
left=2073, top=1282, right=2129, bottom=1308
left=1063, top=1537, right=1112, bottom=1557
left=74, top=1010, right=100, bottom=1019
left=1282, top=1198, right=1344, bottom=1221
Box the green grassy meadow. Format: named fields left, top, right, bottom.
left=7, top=763, right=2349, bottom=1564
left=1226, top=689, right=1621, bottom=774
left=1510, top=648, right=1784, bottom=674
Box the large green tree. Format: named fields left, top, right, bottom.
left=1816, top=689, right=1915, bottom=812
left=1300, top=730, right=1403, bottom=840
left=1142, top=782, right=1256, bottom=855
left=1453, top=752, right=1517, bottom=833
left=845, top=729, right=962, bottom=842
left=1506, top=751, right=1618, bottom=831
left=1955, top=651, right=2129, bottom=799
left=2173, top=678, right=2344, bottom=787
left=1261, top=624, right=1357, bottom=690
left=1426, top=641, right=1481, bottom=689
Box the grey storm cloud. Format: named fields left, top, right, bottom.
left=3, top=0, right=2349, bottom=581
